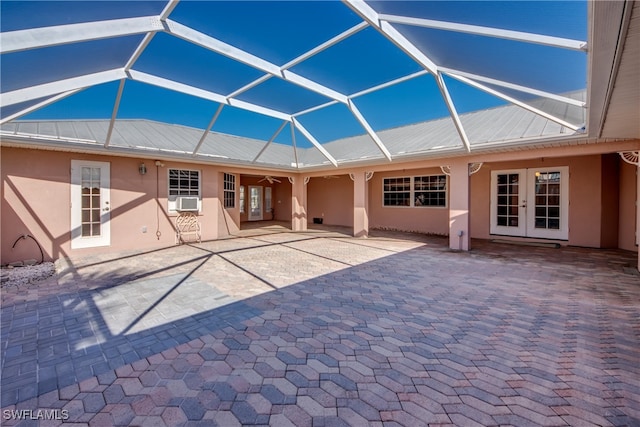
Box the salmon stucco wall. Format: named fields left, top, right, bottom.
left=470, top=155, right=605, bottom=247
left=2, top=148, right=177, bottom=263
left=307, top=175, right=353, bottom=227
left=273, top=181, right=292, bottom=222
left=1, top=148, right=240, bottom=264
left=600, top=154, right=620, bottom=248
left=619, top=160, right=637, bottom=251
left=368, top=167, right=450, bottom=235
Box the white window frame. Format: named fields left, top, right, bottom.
left=382, top=176, right=412, bottom=207
left=413, top=175, right=448, bottom=208
left=240, top=185, right=245, bottom=214
left=223, top=173, right=236, bottom=209
left=168, top=168, right=201, bottom=212
left=382, top=175, right=448, bottom=208
left=265, top=187, right=272, bottom=213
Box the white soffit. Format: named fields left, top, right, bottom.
left=599, top=0, right=640, bottom=139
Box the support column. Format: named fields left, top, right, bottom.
left=448, top=161, right=471, bottom=251
left=203, top=168, right=220, bottom=240
left=352, top=172, right=369, bottom=238
left=291, top=176, right=307, bottom=231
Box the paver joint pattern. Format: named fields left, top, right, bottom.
left=1, top=228, right=639, bottom=426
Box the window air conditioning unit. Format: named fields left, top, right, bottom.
left=176, top=196, right=199, bottom=211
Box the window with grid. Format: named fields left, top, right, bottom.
left=414, top=175, right=447, bottom=207
left=496, top=173, right=520, bottom=227
left=534, top=171, right=561, bottom=230
left=383, top=177, right=411, bottom=206
left=169, top=169, right=200, bottom=197
left=81, top=166, right=102, bottom=237
left=223, top=173, right=235, bottom=208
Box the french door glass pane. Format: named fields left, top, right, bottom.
left=496, top=173, right=519, bottom=227
left=534, top=171, right=561, bottom=230
left=80, top=167, right=101, bottom=237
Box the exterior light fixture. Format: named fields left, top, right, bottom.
left=139, top=163, right=147, bottom=175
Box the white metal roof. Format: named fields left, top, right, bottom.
left=0, top=89, right=585, bottom=168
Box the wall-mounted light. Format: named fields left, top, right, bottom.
left=139, top=163, right=147, bottom=175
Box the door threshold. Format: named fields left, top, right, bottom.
left=491, top=239, right=561, bottom=249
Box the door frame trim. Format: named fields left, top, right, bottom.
left=490, top=166, right=569, bottom=240
left=70, top=160, right=111, bottom=249
left=490, top=169, right=527, bottom=237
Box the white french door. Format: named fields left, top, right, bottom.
left=248, top=186, right=263, bottom=221
left=490, top=167, right=569, bottom=240
left=71, top=160, right=111, bottom=249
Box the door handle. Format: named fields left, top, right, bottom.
left=103, top=207, right=110, bottom=212
left=521, top=200, right=527, bottom=208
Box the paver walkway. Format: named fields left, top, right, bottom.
left=1, top=227, right=639, bottom=426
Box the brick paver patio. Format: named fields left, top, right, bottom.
left=1, top=227, right=639, bottom=426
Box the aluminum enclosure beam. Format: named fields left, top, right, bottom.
left=281, top=22, right=369, bottom=70
left=435, top=72, right=472, bottom=152
left=0, top=90, right=81, bottom=125
left=446, top=73, right=582, bottom=131
left=128, top=70, right=291, bottom=121
left=253, top=121, right=288, bottom=164
left=379, top=14, right=587, bottom=51
left=290, top=122, right=300, bottom=168
left=345, top=0, right=472, bottom=152
left=2, top=68, right=127, bottom=107
left=192, top=103, right=225, bottom=156
left=292, top=118, right=339, bottom=167
left=165, top=19, right=348, bottom=104
left=439, top=67, right=586, bottom=107
left=226, top=23, right=367, bottom=100
left=0, top=16, right=164, bottom=54
left=104, top=79, right=127, bottom=148
left=348, top=99, right=392, bottom=161
left=344, top=0, right=438, bottom=75
left=350, top=70, right=429, bottom=98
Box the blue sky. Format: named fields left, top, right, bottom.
left=1, top=1, right=588, bottom=147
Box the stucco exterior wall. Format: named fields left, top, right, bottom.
left=368, top=167, right=450, bottom=235
left=619, top=160, right=637, bottom=251
left=470, top=155, right=604, bottom=247
left=600, top=154, right=620, bottom=248
left=3, top=146, right=637, bottom=264
left=307, top=175, right=353, bottom=227
left=273, top=181, right=292, bottom=222
left=1, top=148, right=243, bottom=264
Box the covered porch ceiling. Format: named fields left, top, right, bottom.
left=1, top=1, right=638, bottom=171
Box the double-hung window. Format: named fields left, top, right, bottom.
left=223, top=173, right=236, bottom=208
left=383, top=177, right=411, bottom=206
left=414, top=175, right=447, bottom=207
left=168, top=169, right=201, bottom=211
left=383, top=175, right=447, bottom=207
